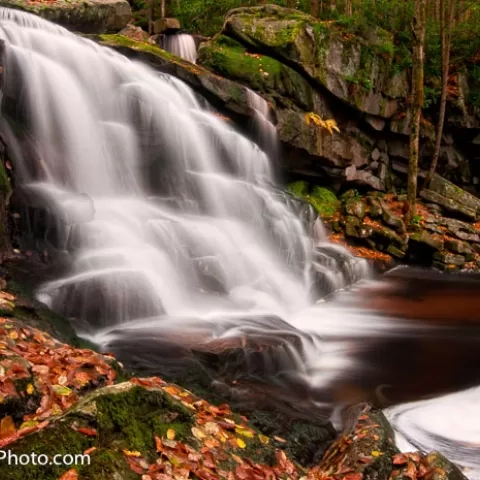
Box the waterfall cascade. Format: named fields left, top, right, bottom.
left=0, top=8, right=479, bottom=478
left=162, top=32, right=197, bottom=63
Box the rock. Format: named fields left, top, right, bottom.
left=380, top=200, right=406, bottom=233
left=3, top=0, right=132, bottom=33
left=443, top=218, right=480, bottom=243
left=317, top=405, right=398, bottom=480
left=444, top=238, right=474, bottom=257
left=429, top=174, right=480, bottom=219
left=368, top=196, right=383, bottom=218
left=433, top=252, right=466, bottom=267
left=366, top=115, right=386, bottom=131
left=151, top=17, right=181, bottom=34
left=367, top=222, right=407, bottom=249
left=118, top=24, right=149, bottom=42
left=344, top=198, right=366, bottom=220
left=345, top=165, right=383, bottom=190
left=422, top=452, right=469, bottom=480
left=386, top=244, right=406, bottom=259
left=409, top=229, right=444, bottom=252
left=224, top=6, right=406, bottom=119
left=420, top=189, right=476, bottom=221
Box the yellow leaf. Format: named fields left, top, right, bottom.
left=167, top=428, right=175, bottom=440
left=372, top=450, right=384, bottom=457
left=52, top=385, right=72, bottom=396
left=26, top=384, right=34, bottom=395
left=191, top=426, right=206, bottom=440
left=235, top=426, right=254, bottom=438
left=19, top=420, right=38, bottom=430
left=236, top=438, right=246, bottom=449
left=258, top=434, right=269, bottom=445
left=8, top=330, right=18, bottom=340
left=123, top=450, right=141, bottom=457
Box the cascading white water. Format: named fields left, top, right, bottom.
left=0, top=7, right=367, bottom=328
left=246, top=88, right=279, bottom=161
left=162, top=33, right=197, bottom=63
left=1, top=8, right=479, bottom=478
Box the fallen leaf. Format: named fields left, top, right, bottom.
left=123, top=450, right=142, bottom=457
left=26, top=384, right=34, bottom=395
left=235, top=426, right=254, bottom=438
left=167, top=428, right=175, bottom=440
left=77, top=427, right=97, bottom=437
left=0, top=416, right=16, bottom=439
left=52, top=385, right=72, bottom=396
left=58, top=468, right=78, bottom=480
left=236, top=438, right=246, bottom=449
left=258, top=434, right=269, bottom=445
left=191, top=426, right=206, bottom=440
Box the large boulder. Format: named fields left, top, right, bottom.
left=1, top=0, right=132, bottom=33
left=223, top=5, right=408, bottom=118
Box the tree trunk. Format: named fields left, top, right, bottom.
left=424, top=0, right=456, bottom=189
left=160, top=0, right=166, bottom=18
left=310, top=0, right=320, bottom=17
left=345, top=0, right=353, bottom=16
left=406, top=0, right=427, bottom=225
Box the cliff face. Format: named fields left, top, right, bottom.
left=197, top=5, right=480, bottom=193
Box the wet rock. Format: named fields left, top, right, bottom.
left=420, top=189, right=476, bottom=221
left=314, top=405, right=398, bottom=480
left=422, top=451, right=469, bottom=480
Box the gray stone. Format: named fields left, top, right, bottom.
left=409, top=230, right=444, bottom=251
left=429, top=174, right=480, bottom=219
left=5, top=0, right=132, bottom=33
left=420, top=189, right=476, bottom=221
left=433, top=252, right=466, bottom=267
left=152, top=17, right=181, bottom=34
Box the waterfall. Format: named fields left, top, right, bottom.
left=246, top=88, right=279, bottom=161
left=2, top=9, right=478, bottom=477
left=0, top=6, right=366, bottom=330
left=162, top=33, right=197, bottom=63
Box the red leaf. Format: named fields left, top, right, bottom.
left=77, top=427, right=97, bottom=437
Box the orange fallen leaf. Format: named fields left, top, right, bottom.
left=58, top=468, right=78, bottom=480
left=0, top=416, right=16, bottom=439
left=77, top=427, right=97, bottom=437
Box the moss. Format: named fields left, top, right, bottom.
left=0, top=384, right=195, bottom=479
left=287, top=180, right=309, bottom=197
left=96, top=386, right=194, bottom=455
left=198, top=36, right=282, bottom=92
left=288, top=182, right=340, bottom=218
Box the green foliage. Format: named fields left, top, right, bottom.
left=412, top=214, right=422, bottom=225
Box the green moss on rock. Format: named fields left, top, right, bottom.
left=288, top=181, right=339, bottom=218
